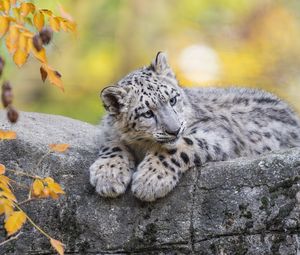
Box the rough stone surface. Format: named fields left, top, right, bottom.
left=0, top=111, right=299, bottom=255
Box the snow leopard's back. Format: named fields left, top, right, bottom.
left=184, top=87, right=300, bottom=156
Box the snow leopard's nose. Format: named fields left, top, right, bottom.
left=165, top=127, right=181, bottom=137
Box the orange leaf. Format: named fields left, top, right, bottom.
left=13, top=48, right=28, bottom=67
left=31, top=44, right=47, bottom=63
left=50, top=238, right=65, bottom=255
left=0, top=183, right=11, bottom=194
left=33, top=11, right=44, bottom=31
left=32, top=179, right=44, bottom=197
left=18, top=33, right=28, bottom=50
left=0, top=16, right=9, bottom=38
left=5, top=25, right=19, bottom=53
left=48, top=182, right=65, bottom=195
left=42, top=64, right=64, bottom=91
left=49, top=191, right=59, bottom=199
left=0, top=190, right=17, bottom=202
left=0, top=130, right=17, bottom=140
left=40, top=9, right=53, bottom=16
left=3, top=0, right=10, bottom=13
left=0, top=175, right=10, bottom=186
left=49, top=143, right=69, bottom=152
left=49, top=16, right=60, bottom=32
left=0, top=198, right=14, bottom=217
left=43, top=177, right=54, bottom=184
left=4, top=211, right=26, bottom=236
left=42, top=186, right=50, bottom=197
left=0, top=164, right=5, bottom=175
left=20, top=2, right=35, bottom=16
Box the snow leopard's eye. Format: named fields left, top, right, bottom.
left=142, top=110, right=154, bottom=118
left=169, top=96, right=177, bottom=106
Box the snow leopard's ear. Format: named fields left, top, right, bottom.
left=100, top=86, right=128, bottom=115
left=150, top=51, right=175, bottom=77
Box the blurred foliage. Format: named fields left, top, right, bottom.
left=2, top=0, right=300, bottom=123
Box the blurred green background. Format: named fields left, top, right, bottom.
left=2, top=0, right=300, bottom=124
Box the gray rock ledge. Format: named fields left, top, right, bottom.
left=0, top=111, right=299, bottom=255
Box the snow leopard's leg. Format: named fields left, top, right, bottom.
left=90, top=144, right=135, bottom=197
left=131, top=133, right=232, bottom=201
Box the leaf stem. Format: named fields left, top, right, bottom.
left=18, top=197, right=36, bottom=205
left=13, top=203, right=52, bottom=240
left=8, top=178, right=30, bottom=189
left=0, top=231, right=23, bottom=247
left=35, top=150, right=51, bottom=172
left=6, top=168, right=41, bottom=179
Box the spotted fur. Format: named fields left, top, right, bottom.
left=89, top=52, right=300, bottom=201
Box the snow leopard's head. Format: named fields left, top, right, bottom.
left=101, top=52, right=186, bottom=147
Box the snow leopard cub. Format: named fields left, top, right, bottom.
left=89, top=51, right=300, bottom=202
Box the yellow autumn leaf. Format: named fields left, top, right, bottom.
left=31, top=43, right=47, bottom=63
left=5, top=211, right=26, bottom=236
left=42, top=65, right=64, bottom=91
left=0, top=191, right=17, bottom=202
left=43, top=177, right=54, bottom=184
left=5, top=25, right=19, bottom=53
left=49, top=143, right=69, bottom=152
left=0, top=16, right=9, bottom=38
left=48, top=182, right=65, bottom=195
left=66, top=22, right=77, bottom=33
left=9, top=0, right=17, bottom=5
left=0, top=175, right=10, bottom=186
left=0, top=130, right=17, bottom=140
left=18, top=33, right=28, bottom=50
left=3, top=0, right=10, bottom=13
left=20, top=2, right=35, bottom=16
left=32, top=179, right=44, bottom=197
left=0, top=198, right=14, bottom=217
left=40, top=9, right=53, bottom=16
left=49, top=16, right=60, bottom=32
left=33, top=11, right=44, bottom=31
left=39, top=64, right=63, bottom=90
left=58, top=19, right=77, bottom=33
left=13, top=48, right=28, bottom=67
left=49, top=191, right=59, bottom=199
left=12, top=6, right=20, bottom=21
left=42, top=186, right=50, bottom=197
left=0, top=164, right=5, bottom=175
left=60, top=20, right=68, bottom=32
left=0, top=183, right=11, bottom=194
left=50, top=238, right=65, bottom=255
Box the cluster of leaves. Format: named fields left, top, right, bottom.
left=0, top=0, right=76, bottom=91
left=0, top=1, right=76, bottom=254
left=0, top=132, right=69, bottom=254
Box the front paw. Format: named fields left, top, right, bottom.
left=131, top=160, right=179, bottom=202
left=89, top=157, right=133, bottom=198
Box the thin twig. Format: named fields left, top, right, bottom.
left=13, top=203, right=52, bottom=240
left=18, top=197, right=36, bottom=205
left=0, top=231, right=23, bottom=247
left=35, top=150, right=51, bottom=172
left=6, top=168, right=41, bottom=179
left=8, top=178, right=30, bottom=189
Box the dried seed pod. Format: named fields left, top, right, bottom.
left=55, top=70, right=62, bottom=78
left=39, top=27, right=53, bottom=45
left=0, top=56, right=4, bottom=77
left=7, top=105, right=19, bottom=123
left=1, top=81, right=13, bottom=108
left=32, top=34, right=43, bottom=51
